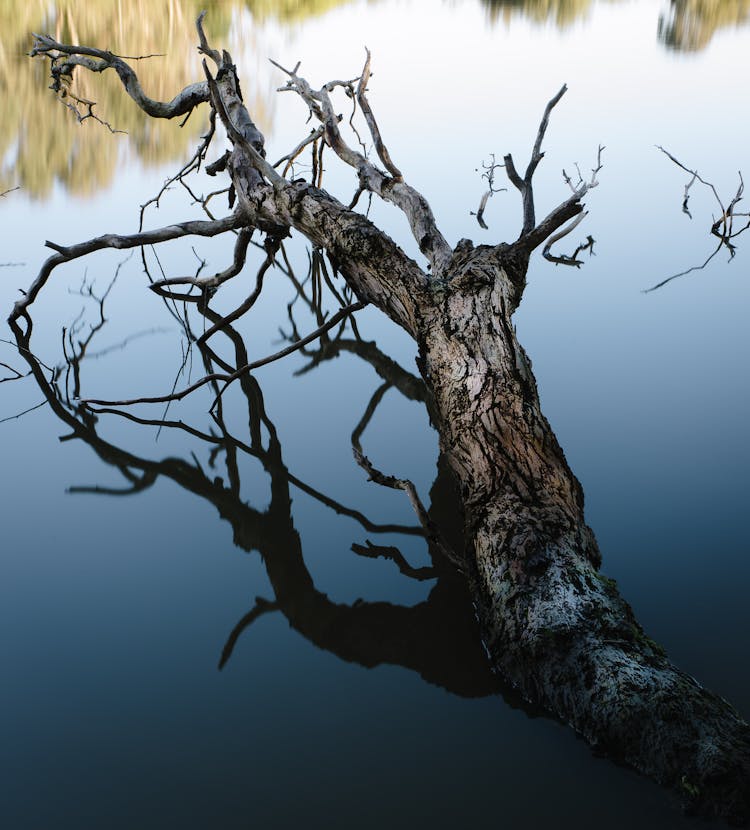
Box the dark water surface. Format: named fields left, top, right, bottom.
left=1, top=1, right=749, bottom=828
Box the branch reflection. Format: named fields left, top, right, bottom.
left=9, top=248, right=519, bottom=705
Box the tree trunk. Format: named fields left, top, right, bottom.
left=416, top=245, right=750, bottom=823
left=16, top=20, right=750, bottom=824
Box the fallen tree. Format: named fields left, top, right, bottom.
left=10, top=15, right=750, bottom=823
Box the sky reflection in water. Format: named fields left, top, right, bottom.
left=1, top=1, right=749, bottom=828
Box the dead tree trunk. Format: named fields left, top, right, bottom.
left=12, top=17, right=750, bottom=823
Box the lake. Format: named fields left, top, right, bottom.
left=1, top=1, right=749, bottom=827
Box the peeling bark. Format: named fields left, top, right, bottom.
left=14, top=19, right=750, bottom=824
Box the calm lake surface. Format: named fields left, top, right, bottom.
left=1, top=1, right=749, bottom=827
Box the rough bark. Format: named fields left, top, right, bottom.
left=417, top=247, right=750, bottom=823
left=13, top=20, right=750, bottom=824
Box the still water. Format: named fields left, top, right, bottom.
left=1, top=1, right=749, bottom=827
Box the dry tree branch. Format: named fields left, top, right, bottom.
left=199, top=33, right=284, bottom=191
left=139, top=111, right=218, bottom=230
left=286, top=471, right=424, bottom=537
left=352, top=445, right=462, bottom=570
left=504, top=84, right=567, bottom=236
left=646, top=148, right=750, bottom=292
left=30, top=33, right=210, bottom=120
left=56, top=88, right=127, bottom=134
left=0, top=361, right=28, bottom=383
left=8, top=214, right=244, bottom=342
left=207, top=299, right=366, bottom=409
left=356, top=48, right=403, bottom=181
left=195, top=9, right=221, bottom=67
left=273, top=125, right=328, bottom=176
left=643, top=239, right=727, bottom=294
left=471, top=154, right=507, bottom=230
left=657, top=146, right=727, bottom=216
left=149, top=227, right=254, bottom=301
left=513, top=144, right=603, bottom=257
left=498, top=84, right=602, bottom=261
left=541, top=212, right=595, bottom=267
left=270, top=56, right=452, bottom=275
left=0, top=400, right=49, bottom=424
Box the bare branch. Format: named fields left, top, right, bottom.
left=202, top=60, right=284, bottom=189
left=657, top=145, right=726, bottom=215
left=643, top=238, right=726, bottom=293
left=471, top=155, right=506, bottom=230
left=356, top=49, right=403, bottom=180
left=649, top=149, right=749, bottom=291
left=30, top=34, right=209, bottom=120
left=287, top=472, right=423, bottom=537
left=504, top=84, right=567, bottom=236
left=196, top=10, right=221, bottom=68
left=0, top=361, right=28, bottom=383
left=0, top=400, right=48, bottom=424
left=208, top=300, right=367, bottom=410
left=541, top=212, right=594, bottom=267
left=139, top=112, right=218, bottom=230
left=271, top=56, right=452, bottom=275
left=513, top=144, right=603, bottom=256
left=196, top=235, right=280, bottom=344
left=8, top=214, right=244, bottom=338
left=350, top=382, right=462, bottom=570
left=55, top=88, right=127, bottom=134
left=273, top=125, right=328, bottom=176
left=149, top=227, right=254, bottom=301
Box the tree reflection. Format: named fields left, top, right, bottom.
left=482, top=0, right=601, bottom=27
left=0, top=1, right=269, bottom=197
left=482, top=0, right=749, bottom=50
left=8, top=250, right=511, bottom=703
left=2, top=0, right=748, bottom=197
left=658, top=0, right=750, bottom=50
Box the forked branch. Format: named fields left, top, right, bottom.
left=9, top=215, right=244, bottom=341
left=500, top=85, right=602, bottom=259
left=505, top=84, right=568, bottom=236
left=271, top=54, right=452, bottom=275
left=645, top=148, right=749, bottom=292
